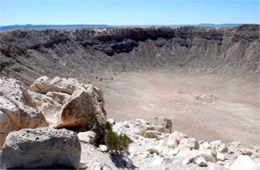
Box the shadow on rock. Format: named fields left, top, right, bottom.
left=110, top=153, right=136, bottom=169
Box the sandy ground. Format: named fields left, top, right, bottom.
left=86, top=70, right=260, bottom=146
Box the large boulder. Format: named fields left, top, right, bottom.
left=28, top=91, right=66, bottom=125
left=0, top=128, right=81, bottom=169
left=0, top=77, right=48, bottom=148
left=55, top=86, right=105, bottom=128
left=29, top=76, right=106, bottom=129
left=29, top=76, right=82, bottom=95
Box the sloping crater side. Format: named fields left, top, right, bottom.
left=0, top=25, right=259, bottom=85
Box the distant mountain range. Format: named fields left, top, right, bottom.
left=0, top=23, right=246, bottom=31
left=0, top=24, right=110, bottom=31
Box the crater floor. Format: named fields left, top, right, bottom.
left=88, top=70, right=260, bottom=146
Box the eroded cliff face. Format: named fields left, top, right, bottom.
left=0, top=25, right=259, bottom=85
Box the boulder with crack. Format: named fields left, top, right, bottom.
left=0, top=127, right=81, bottom=169
left=28, top=76, right=106, bottom=129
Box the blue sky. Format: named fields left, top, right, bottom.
left=0, top=0, right=259, bottom=26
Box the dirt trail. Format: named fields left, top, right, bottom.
left=93, top=71, right=260, bottom=146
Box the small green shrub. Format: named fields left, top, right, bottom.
left=104, top=130, right=119, bottom=151
left=91, top=121, right=112, bottom=146
left=85, top=113, right=132, bottom=153
left=105, top=129, right=133, bottom=153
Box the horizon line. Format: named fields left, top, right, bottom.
left=1, top=23, right=260, bottom=27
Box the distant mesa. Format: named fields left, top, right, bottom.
left=0, top=24, right=110, bottom=31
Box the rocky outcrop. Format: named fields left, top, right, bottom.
left=110, top=118, right=260, bottom=170
left=28, top=76, right=106, bottom=128
left=0, top=76, right=106, bottom=148
left=58, top=117, right=260, bottom=169
left=0, top=128, right=81, bottom=169
left=0, top=77, right=48, bottom=148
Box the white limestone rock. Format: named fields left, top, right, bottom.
left=178, top=137, right=199, bottom=150
left=230, top=155, right=259, bottom=170
left=0, top=77, right=48, bottom=148
left=0, top=128, right=81, bottom=169
left=99, top=145, right=108, bottom=152
left=77, top=131, right=96, bottom=143
left=166, top=131, right=187, bottom=148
